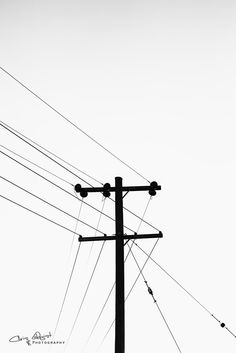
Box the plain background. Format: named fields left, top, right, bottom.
left=0, top=0, right=236, bottom=352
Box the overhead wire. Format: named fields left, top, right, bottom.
left=68, top=196, right=84, bottom=259
left=0, top=148, right=134, bottom=233
left=0, top=194, right=83, bottom=237
left=82, top=282, right=115, bottom=353
left=53, top=199, right=106, bottom=344
left=0, top=120, right=160, bottom=232
left=0, top=121, right=93, bottom=187
left=135, top=196, right=152, bottom=233
left=0, top=144, right=73, bottom=186
left=0, top=175, right=105, bottom=235
left=133, top=241, right=236, bottom=340
left=87, top=197, right=106, bottom=259
left=1, top=120, right=102, bottom=185
left=64, top=240, right=106, bottom=352
left=0, top=66, right=150, bottom=183
left=53, top=241, right=82, bottom=340
left=127, top=243, right=182, bottom=353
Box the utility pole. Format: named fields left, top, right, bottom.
left=115, top=176, right=125, bottom=353
left=74, top=177, right=162, bottom=353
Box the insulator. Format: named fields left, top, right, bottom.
left=80, top=190, right=88, bottom=198
left=74, top=184, right=82, bottom=193
left=150, top=181, right=158, bottom=189
left=221, top=323, right=226, bottom=328
left=103, top=190, right=111, bottom=198
left=149, top=181, right=158, bottom=196
left=149, top=189, right=156, bottom=196
left=103, top=182, right=111, bottom=190
left=103, top=182, right=111, bottom=197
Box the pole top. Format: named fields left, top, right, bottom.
left=115, top=176, right=123, bottom=181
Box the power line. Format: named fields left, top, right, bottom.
left=0, top=194, right=83, bottom=237
left=135, top=243, right=212, bottom=314
left=0, top=144, right=73, bottom=186
left=87, top=198, right=106, bottom=259
left=54, top=200, right=106, bottom=343
left=0, top=148, right=134, bottom=233
left=53, top=242, right=82, bottom=339
left=65, top=241, right=106, bottom=352
left=82, top=282, right=115, bottom=353
left=1, top=120, right=102, bottom=185
left=123, top=202, right=160, bottom=233
left=0, top=120, right=160, bottom=232
left=133, top=241, right=236, bottom=340
left=0, top=67, right=150, bottom=183
left=128, top=244, right=182, bottom=353
left=0, top=175, right=105, bottom=235
left=135, top=195, right=152, bottom=233
left=0, top=121, right=93, bottom=187
left=68, top=196, right=84, bottom=259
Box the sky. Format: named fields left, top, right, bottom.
left=0, top=0, right=236, bottom=352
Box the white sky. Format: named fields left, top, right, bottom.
left=0, top=0, right=236, bottom=352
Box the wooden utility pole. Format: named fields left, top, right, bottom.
left=75, top=177, right=162, bottom=353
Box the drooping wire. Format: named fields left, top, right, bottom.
left=88, top=197, right=106, bottom=259
left=0, top=144, right=73, bottom=186
left=0, top=121, right=159, bottom=231
left=82, top=282, right=115, bottom=353
left=0, top=175, right=105, bottom=235
left=1, top=120, right=102, bottom=185
left=133, top=241, right=236, bottom=340
left=83, top=246, right=135, bottom=353
left=124, top=195, right=153, bottom=249
left=97, top=238, right=160, bottom=351
left=53, top=241, right=82, bottom=339
left=68, top=195, right=84, bottom=259
left=0, top=148, right=134, bottom=233
left=0, top=194, right=83, bottom=237
left=0, top=67, right=150, bottom=183
left=53, top=198, right=105, bottom=343
left=121, top=195, right=161, bottom=234
left=0, top=122, right=160, bottom=233
left=64, top=241, right=106, bottom=352
left=136, top=196, right=152, bottom=233
left=83, top=196, right=153, bottom=351
left=127, top=244, right=182, bottom=353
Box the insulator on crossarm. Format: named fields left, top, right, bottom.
left=103, top=183, right=111, bottom=198
left=74, top=183, right=82, bottom=193
left=80, top=190, right=88, bottom=198
left=149, top=181, right=159, bottom=196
